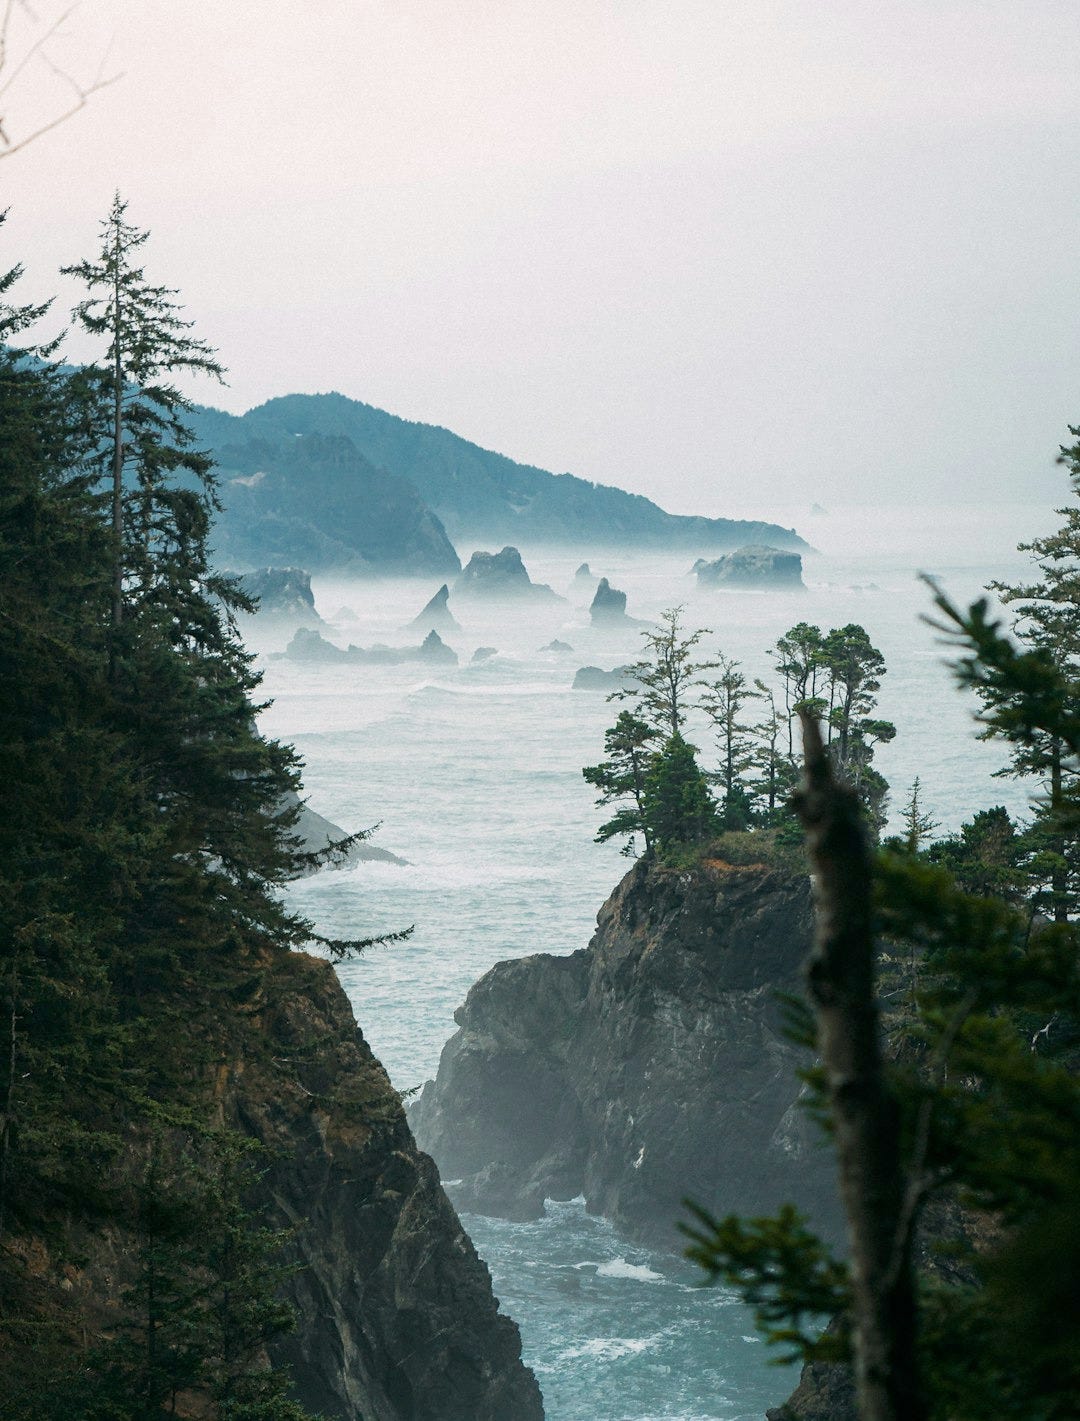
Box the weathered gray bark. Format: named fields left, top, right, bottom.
left=794, top=712, right=925, bottom=1421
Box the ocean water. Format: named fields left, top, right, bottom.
left=250, top=500, right=1057, bottom=1421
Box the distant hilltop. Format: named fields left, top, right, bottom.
left=188, top=392, right=807, bottom=571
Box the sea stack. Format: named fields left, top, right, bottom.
left=409, top=583, right=461, bottom=634
left=454, top=547, right=563, bottom=601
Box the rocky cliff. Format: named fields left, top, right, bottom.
left=228, top=948, right=544, bottom=1420
left=411, top=858, right=842, bottom=1251
left=4, top=948, right=543, bottom=1421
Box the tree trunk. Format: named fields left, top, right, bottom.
left=111, top=224, right=124, bottom=637
left=795, top=711, right=926, bottom=1421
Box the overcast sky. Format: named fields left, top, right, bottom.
left=5, top=1, right=1080, bottom=515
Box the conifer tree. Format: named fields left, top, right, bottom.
left=62, top=192, right=226, bottom=637
left=641, top=732, right=716, bottom=859
left=701, top=654, right=759, bottom=829
left=582, top=710, right=659, bottom=856
left=620, top=606, right=713, bottom=736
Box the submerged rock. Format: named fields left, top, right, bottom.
left=541, top=639, right=574, bottom=654
left=695, top=544, right=805, bottom=589
left=454, top=547, right=563, bottom=601
left=411, top=859, right=842, bottom=1251
left=472, top=646, right=498, bottom=663
left=409, top=582, right=461, bottom=634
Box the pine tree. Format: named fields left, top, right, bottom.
left=641, top=732, right=716, bottom=859
left=61, top=192, right=226, bottom=640
left=582, top=711, right=660, bottom=856
left=619, top=606, right=713, bottom=736
left=701, top=654, right=759, bottom=830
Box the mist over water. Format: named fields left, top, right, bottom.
left=251, top=501, right=1055, bottom=1420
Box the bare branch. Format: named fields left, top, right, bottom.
left=0, top=0, right=121, bottom=159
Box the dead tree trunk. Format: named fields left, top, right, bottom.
left=794, top=711, right=926, bottom=1421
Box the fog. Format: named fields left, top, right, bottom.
left=6, top=2, right=1080, bottom=514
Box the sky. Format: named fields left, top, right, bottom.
left=5, top=1, right=1080, bottom=516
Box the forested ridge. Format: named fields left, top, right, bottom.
left=0, top=207, right=389, bottom=1417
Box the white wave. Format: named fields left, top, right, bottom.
left=596, top=1257, right=665, bottom=1283
left=557, top=1334, right=660, bottom=1363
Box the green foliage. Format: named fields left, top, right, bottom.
left=641, top=732, right=717, bottom=860
left=681, top=1203, right=848, bottom=1364
left=0, top=217, right=338, bottom=1418
left=582, top=710, right=660, bottom=855
left=683, top=486, right=1080, bottom=1417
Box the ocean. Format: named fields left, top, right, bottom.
left=249, top=500, right=1058, bottom=1421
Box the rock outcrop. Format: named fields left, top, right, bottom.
left=454, top=547, right=563, bottom=601
left=290, top=795, right=408, bottom=872
left=411, top=859, right=843, bottom=1251
left=409, top=582, right=461, bottom=634
left=284, top=627, right=458, bottom=666
left=237, top=566, right=324, bottom=624
left=589, top=576, right=642, bottom=626
left=3, top=953, right=544, bottom=1421
left=238, top=951, right=544, bottom=1421
left=572, top=664, right=638, bottom=691
left=695, top=544, right=805, bottom=590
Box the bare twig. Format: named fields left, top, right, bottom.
left=0, top=1, right=121, bottom=159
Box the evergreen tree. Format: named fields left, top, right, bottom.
left=619, top=606, right=713, bottom=736
left=700, top=654, right=759, bottom=830
left=968, top=457, right=1080, bottom=920
left=582, top=710, right=660, bottom=856
left=61, top=192, right=226, bottom=639
left=641, top=733, right=716, bottom=859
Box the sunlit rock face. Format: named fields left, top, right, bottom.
left=412, top=859, right=843, bottom=1251
left=695, top=544, right=805, bottom=589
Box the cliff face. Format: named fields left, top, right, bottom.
left=412, top=859, right=843, bottom=1250
left=226, top=947, right=543, bottom=1421
left=4, top=949, right=543, bottom=1421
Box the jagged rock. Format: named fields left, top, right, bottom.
left=235, top=953, right=544, bottom=1419
left=283, top=628, right=458, bottom=666
left=409, top=583, right=461, bottom=634
left=573, top=562, right=594, bottom=583
left=541, top=640, right=574, bottom=654
left=5, top=953, right=543, bottom=1421
left=288, top=795, right=408, bottom=874
left=411, top=859, right=843, bottom=1251
left=572, top=664, right=637, bottom=691
left=236, top=566, right=324, bottom=624
left=695, top=544, right=805, bottom=589
left=588, top=576, right=645, bottom=626
left=417, top=629, right=457, bottom=664
left=454, top=547, right=563, bottom=601
left=285, top=627, right=351, bottom=662
left=472, top=647, right=498, bottom=663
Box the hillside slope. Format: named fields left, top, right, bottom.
left=189, top=393, right=807, bottom=551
